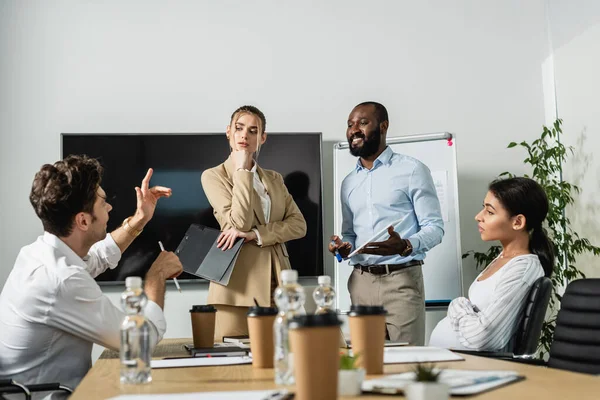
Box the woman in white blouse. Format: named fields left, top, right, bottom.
left=201, top=105, right=306, bottom=339
left=429, top=177, right=554, bottom=351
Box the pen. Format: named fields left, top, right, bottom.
left=330, top=240, right=343, bottom=262
left=158, top=241, right=181, bottom=293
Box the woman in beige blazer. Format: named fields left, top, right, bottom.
left=201, top=105, right=307, bottom=339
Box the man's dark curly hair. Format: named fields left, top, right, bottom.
left=29, top=155, right=103, bottom=237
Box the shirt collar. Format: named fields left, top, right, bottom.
left=355, top=146, right=393, bottom=171
left=42, top=231, right=87, bottom=268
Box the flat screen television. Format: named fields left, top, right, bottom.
left=62, top=133, right=324, bottom=284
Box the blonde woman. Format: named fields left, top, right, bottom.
left=201, top=105, right=307, bottom=339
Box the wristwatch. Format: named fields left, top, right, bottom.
left=400, top=239, right=413, bottom=257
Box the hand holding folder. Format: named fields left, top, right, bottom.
left=175, top=224, right=244, bottom=285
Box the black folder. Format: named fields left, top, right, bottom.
left=175, top=224, right=243, bottom=285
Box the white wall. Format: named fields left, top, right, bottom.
left=546, top=0, right=600, bottom=278
left=0, top=0, right=550, bottom=359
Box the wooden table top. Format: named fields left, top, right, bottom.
left=72, top=338, right=599, bottom=399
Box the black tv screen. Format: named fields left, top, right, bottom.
left=62, top=133, right=324, bottom=283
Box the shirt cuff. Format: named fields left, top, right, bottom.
left=406, top=236, right=421, bottom=253
left=252, top=228, right=263, bottom=246
left=145, top=300, right=167, bottom=341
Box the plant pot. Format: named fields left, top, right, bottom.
left=404, top=382, right=449, bottom=400
left=338, top=368, right=366, bottom=396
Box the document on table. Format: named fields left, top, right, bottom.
left=151, top=355, right=252, bottom=369
left=108, top=389, right=292, bottom=400
left=362, top=369, right=525, bottom=396
left=383, top=346, right=464, bottom=364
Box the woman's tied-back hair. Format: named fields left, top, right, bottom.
left=230, top=105, right=267, bottom=135
left=29, top=155, right=103, bottom=237
left=488, top=177, right=555, bottom=278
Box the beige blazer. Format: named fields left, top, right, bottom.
left=201, top=156, right=307, bottom=307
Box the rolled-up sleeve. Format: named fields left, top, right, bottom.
left=83, top=234, right=122, bottom=278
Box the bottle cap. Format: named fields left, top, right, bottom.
left=318, top=275, right=331, bottom=285
left=280, top=269, right=298, bottom=283
left=125, top=276, right=142, bottom=289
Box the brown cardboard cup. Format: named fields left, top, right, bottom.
left=289, top=313, right=342, bottom=400
left=348, top=305, right=387, bottom=374
left=247, top=306, right=278, bottom=368
left=190, top=305, right=217, bottom=348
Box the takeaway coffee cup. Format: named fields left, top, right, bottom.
left=190, top=305, right=217, bottom=348
left=247, top=306, right=278, bottom=368
left=348, top=304, right=387, bottom=374
left=289, top=313, right=342, bottom=400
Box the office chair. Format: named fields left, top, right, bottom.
left=0, top=379, right=73, bottom=400
left=547, top=278, right=600, bottom=374
left=454, top=276, right=552, bottom=360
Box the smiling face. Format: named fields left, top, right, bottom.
left=227, top=112, right=267, bottom=154
left=475, top=190, right=526, bottom=242
left=346, top=104, right=386, bottom=158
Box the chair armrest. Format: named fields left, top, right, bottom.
left=452, top=349, right=515, bottom=359
left=26, top=383, right=74, bottom=394
left=0, top=379, right=31, bottom=400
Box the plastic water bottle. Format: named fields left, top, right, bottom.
left=120, top=277, right=152, bottom=384
left=273, top=269, right=305, bottom=385
left=313, top=275, right=336, bottom=314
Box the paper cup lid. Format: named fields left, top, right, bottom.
left=247, top=306, right=278, bottom=317
left=289, top=312, right=342, bottom=330
left=348, top=305, right=387, bottom=316
left=189, top=305, right=217, bottom=313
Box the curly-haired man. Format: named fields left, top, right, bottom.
left=0, top=155, right=183, bottom=394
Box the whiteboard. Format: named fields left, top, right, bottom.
left=333, top=133, right=463, bottom=310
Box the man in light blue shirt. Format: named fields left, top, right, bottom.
left=330, top=102, right=444, bottom=344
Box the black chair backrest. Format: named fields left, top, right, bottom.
left=513, top=276, right=552, bottom=355
left=548, top=278, right=600, bottom=374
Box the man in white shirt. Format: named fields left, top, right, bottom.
left=0, top=155, right=183, bottom=396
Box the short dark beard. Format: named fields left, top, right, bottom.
left=348, top=125, right=381, bottom=158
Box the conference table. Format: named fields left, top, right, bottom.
left=71, top=339, right=599, bottom=399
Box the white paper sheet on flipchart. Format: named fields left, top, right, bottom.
left=347, top=217, right=407, bottom=258
left=151, top=355, right=252, bottom=369
left=382, top=346, right=464, bottom=364
left=431, top=170, right=449, bottom=222
left=108, top=389, right=288, bottom=400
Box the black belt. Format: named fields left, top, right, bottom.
left=355, top=260, right=423, bottom=275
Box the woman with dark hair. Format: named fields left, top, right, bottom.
left=429, top=177, right=554, bottom=351
left=201, top=105, right=307, bottom=339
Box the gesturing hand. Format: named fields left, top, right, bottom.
left=217, top=228, right=257, bottom=251
left=133, top=168, right=172, bottom=224
left=358, top=226, right=407, bottom=256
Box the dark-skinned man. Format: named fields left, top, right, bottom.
left=330, top=102, right=444, bottom=345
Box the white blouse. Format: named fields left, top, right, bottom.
left=429, top=254, right=544, bottom=351
left=250, top=163, right=272, bottom=245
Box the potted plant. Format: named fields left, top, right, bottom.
left=338, top=352, right=365, bottom=396
left=404, top=363, right=448, bottom=400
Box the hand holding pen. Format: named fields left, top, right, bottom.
left=328, top=235, right=352, bottom=261
left=158, top=241, right=181, bottom=293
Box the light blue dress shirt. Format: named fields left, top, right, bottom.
left=341, top=146, right=444, bottom=266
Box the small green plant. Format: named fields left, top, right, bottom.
left=339, top=352, right=359, bottom=370
left=412, top=363, right=441, bottom=382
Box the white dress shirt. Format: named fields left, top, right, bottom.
left=0, top=232, right=166, bottom=397
left=250, top=163, right=271, bottom=245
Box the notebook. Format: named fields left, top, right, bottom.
left=175, top=224, right=244, bottom=285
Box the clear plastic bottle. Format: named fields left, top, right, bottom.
left=313, top=275, right=336, bottom=315
left=120, top=276, right=152, bottom=384
left=273, top=269, right=305, bottom=385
